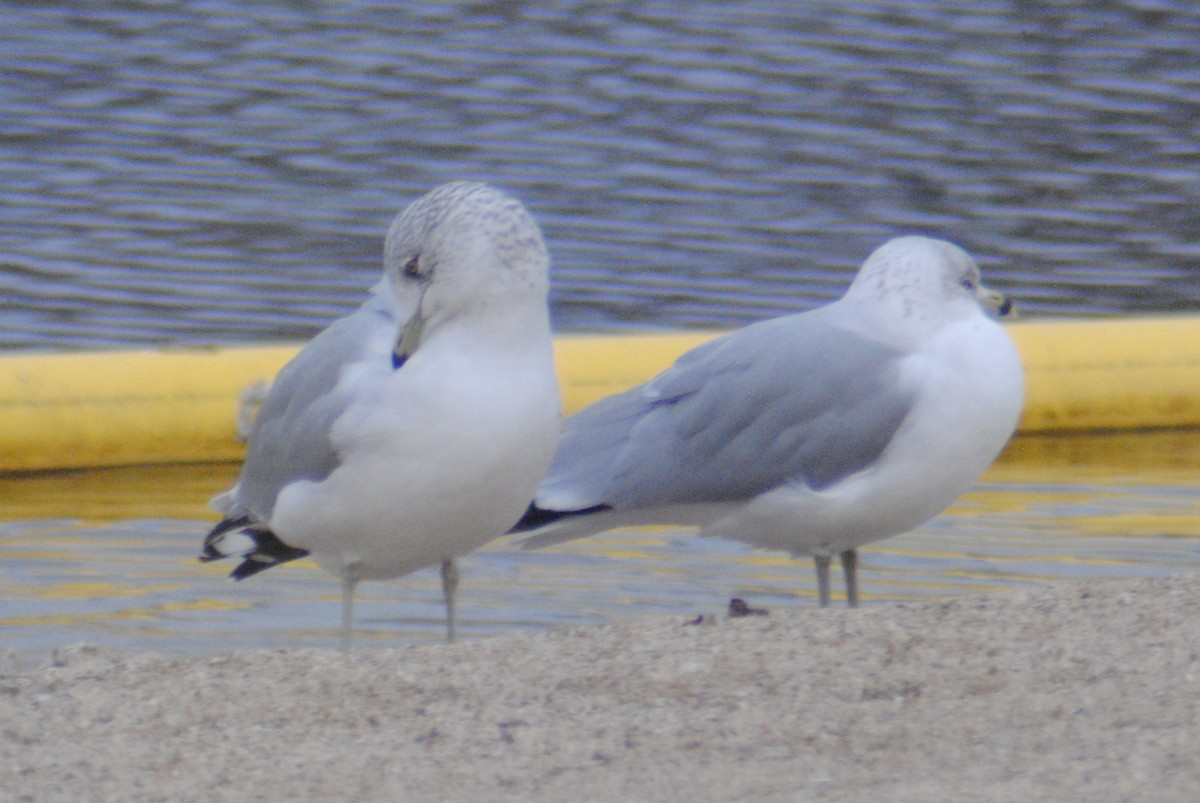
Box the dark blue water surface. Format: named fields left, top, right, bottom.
left=2, top=0, right=1199, bottom=350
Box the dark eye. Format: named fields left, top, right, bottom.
left=402, top=256, right=422, bottom=279
left=960, top=276, right=976, bottom=291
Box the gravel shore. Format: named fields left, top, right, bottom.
left=3, top=575, right=1197, bottom=802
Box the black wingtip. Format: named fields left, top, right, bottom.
left=200, top=515, right=254, bottom=562
left=510, top=502, right=612, bottom=533
left=200, top=517, right=310, bottom=580
left=226, top=528, right=310, bottom=580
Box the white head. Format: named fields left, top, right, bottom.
left=380, top=181, right=551, bottom=361
left=842, top=236, right=1011, bottom=338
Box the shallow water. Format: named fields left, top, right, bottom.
left=2, top=431, right=1197, bottom=657
left=3, top=0, right=1200, bottom=352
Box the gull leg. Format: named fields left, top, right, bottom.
left=840, top=549, right=859, bottom=608
left=340, top=574, right=359, bottom=651
left=814, top=554, right=832, bottom=607
left=441, top=558, right=459, bottom=643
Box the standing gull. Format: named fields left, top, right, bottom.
left=513, top=236, right=1024, bottom=607
left=201, top=182, right=561, bottom=647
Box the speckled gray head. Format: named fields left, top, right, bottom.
left=382, top=181, right=552, bottom=360
left=844, top=235, right=1013, bottom=333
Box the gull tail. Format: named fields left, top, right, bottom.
left=200, top=515, right=310, bottom=581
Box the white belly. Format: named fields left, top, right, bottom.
left=271, top=341, right=560, bottom=580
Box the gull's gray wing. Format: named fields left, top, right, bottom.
left=535, top=304, right=917, bottom=512
left=234, top=293, right=396, bottom=520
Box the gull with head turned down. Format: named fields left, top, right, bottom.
left=202, top=181, right=561, bottom=647
left=513, top=236, right=1024, bottom=607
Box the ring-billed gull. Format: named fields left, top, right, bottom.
left=201, top=182, right=561, bottom=647
left=513, top=236, right=1024, bottom=607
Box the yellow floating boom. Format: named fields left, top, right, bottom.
left=1, top=316, right=1197, bottom=474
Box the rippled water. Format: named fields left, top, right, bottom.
left=2, top=432, right=1197, bottom=656
left=3, top=0, right=1200, bottom=352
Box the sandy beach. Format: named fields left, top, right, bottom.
left=3, top=575, right=1197, bottom=802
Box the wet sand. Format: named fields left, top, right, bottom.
left=3, top=575, right=1197, bottom=801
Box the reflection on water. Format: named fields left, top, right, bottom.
left=1, top=432, right=1197, bottom=656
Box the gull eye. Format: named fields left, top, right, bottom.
left=402, top=255, right=422, bottom=279
left=959, top=276, right=977, bottom=291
